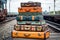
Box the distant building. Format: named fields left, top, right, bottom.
left=42, top=10, right=49, bottom=15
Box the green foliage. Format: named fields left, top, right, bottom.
left=50, top=11, right=53, bottom=13
left=50, top=11, right=60, bottom=15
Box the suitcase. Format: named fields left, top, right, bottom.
left=16, top=16, right=40, bottom=21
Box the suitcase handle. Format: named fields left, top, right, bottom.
left=26, top=22, right=31, bottom=25
left=24, top=34, right=30, bottom=37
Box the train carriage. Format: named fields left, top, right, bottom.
left=0, top=0, right=7, bottom=21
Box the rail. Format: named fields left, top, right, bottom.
left=46, top=20, right=60, bottom=31
left=0, top=17, right=16, bottom=24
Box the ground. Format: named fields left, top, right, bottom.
left=0, top=20, right=60, bottom=40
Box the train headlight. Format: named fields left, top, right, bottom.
left=14, top=24, right=20, bottom=31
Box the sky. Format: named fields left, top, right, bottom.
left=7, top=0, right=60, bottom=12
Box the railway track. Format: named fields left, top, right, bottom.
left=0, top=20, right=60, bottom=40
left=0, top=17, right=16, bottom=24
left=46, top=20, right=60, bottom=32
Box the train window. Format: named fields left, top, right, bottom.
left=0, top=8, right=2, bottom=11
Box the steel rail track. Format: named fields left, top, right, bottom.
left=46, top=20, right=60, bottom=31
left=0, top=17, right=16, bottom=24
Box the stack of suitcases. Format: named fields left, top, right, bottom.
left=12, top=2, right=50, bottom=39
left=17, top=2, right=42, bottom=21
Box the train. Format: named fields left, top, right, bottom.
left=0, top=0, right=7, bottom=21
left=43, top=15, right=60, bottom=24
left=12, top=1, right=50, bottom=39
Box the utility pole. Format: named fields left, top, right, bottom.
left=9, top=0, right=11, bottom=17
left=9, top=0, right=11, bottom=14
left=54, top=0, right=55, bottom=14
left=3, top=0, right=6, bottom=9
left=49, top=6, right=50, bottom=15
